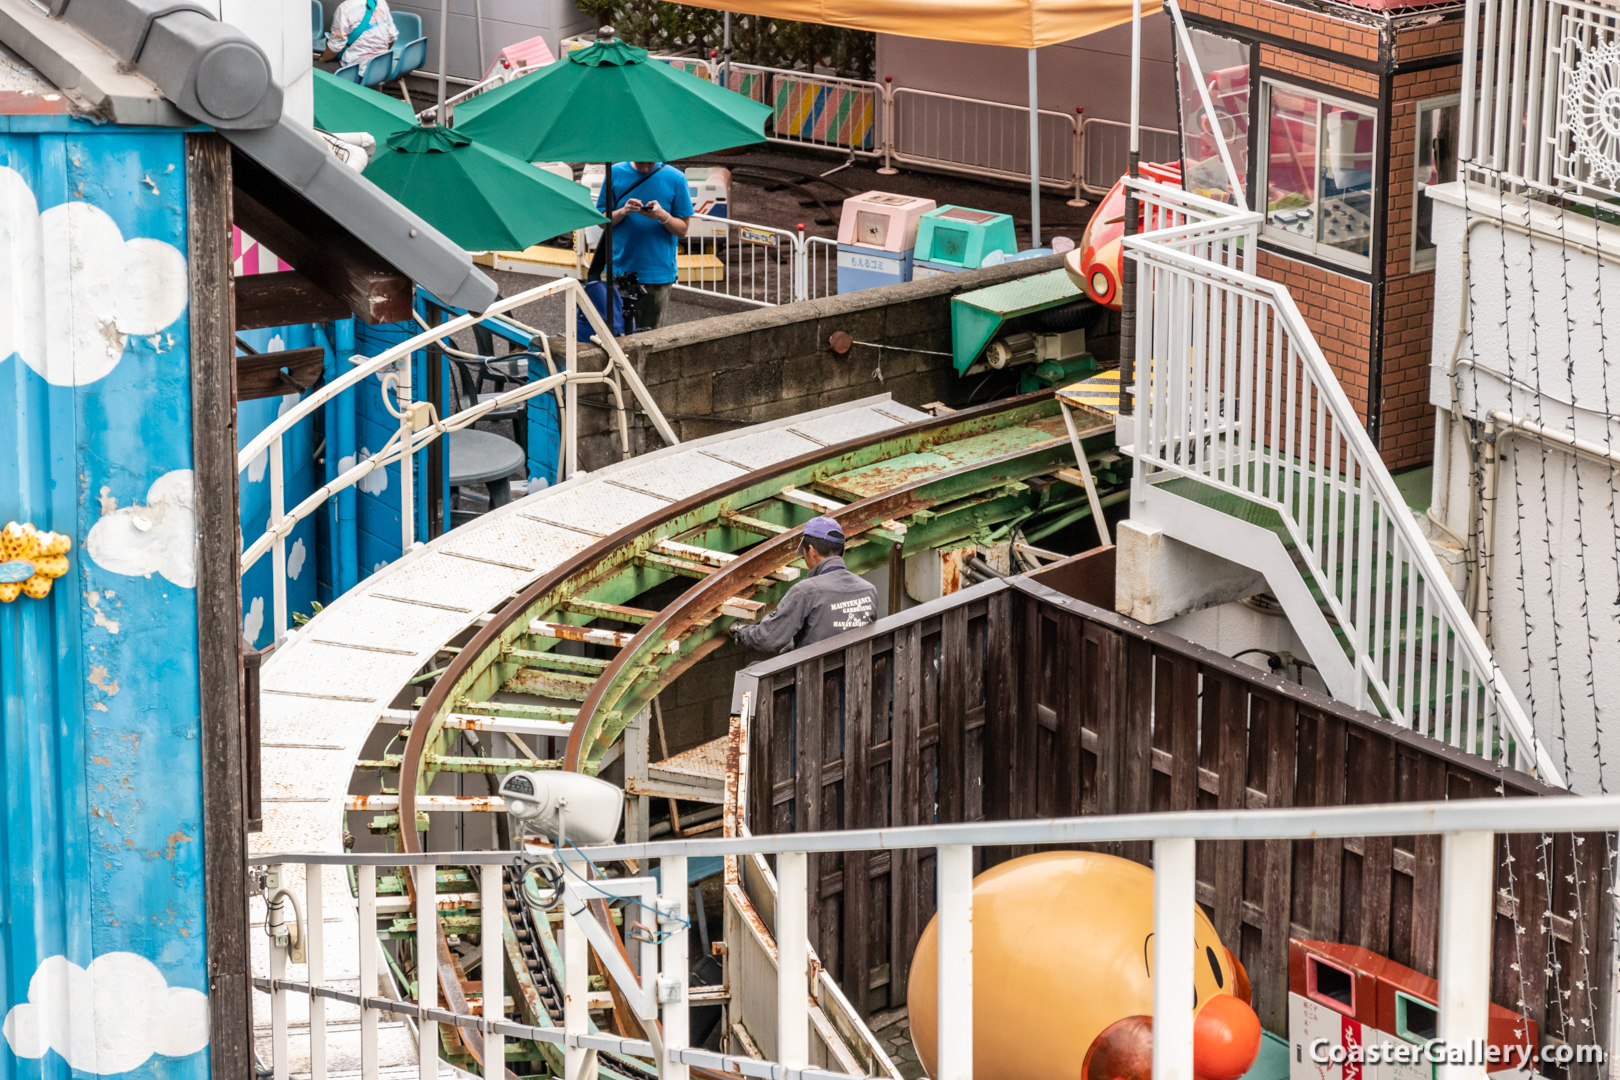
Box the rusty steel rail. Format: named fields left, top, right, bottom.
left=373, top=389, right=1122, bottom=1077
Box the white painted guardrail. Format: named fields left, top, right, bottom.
left=236, top=276, right=679, bottom=647
left=250, top=792, right=1620, bottom=1080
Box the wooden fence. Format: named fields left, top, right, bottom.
left=732, top=576, right=1613, bottom=1065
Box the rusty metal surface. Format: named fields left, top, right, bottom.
left=253, top=396, right=926, bottom=1076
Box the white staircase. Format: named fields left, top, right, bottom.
left=1118, top=181, right=1562, bottom=785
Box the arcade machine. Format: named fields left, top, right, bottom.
left=835, top=191, right=937, bottom=293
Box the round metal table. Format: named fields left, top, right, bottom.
left=447, top=429, right=526, bottom=510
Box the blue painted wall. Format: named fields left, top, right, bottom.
left=237, top=326, right=323, bottom=651
left=0, top=124, right=211, bottom=1078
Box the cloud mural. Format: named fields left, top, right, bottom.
left=2, top=953, right=209, bottom=1074
left=0, top=166, right=189, bottom=387
left=85, top=470, right=198, bottom=587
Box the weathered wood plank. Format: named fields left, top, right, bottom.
left=233, top=269, right=351, bottom=329
left=982, top=590, right=1017, bottom=866
left=1206, top=666, right=1247, bottom=953
left=797, top=658, right=825, bottom=959
left=938, top=605, right=967, bottom=824
left=891, top=622, right=920, bottom=1003
left=231, top=150, right=413, bottom=324
left=843, top=639, right=873, bottom=1017
left=188, top=133, right=252, bottom=1080
left=1348, top=729, right=1395, bottom=957
left=1120, top=633, right=1155, bottom=866
left=1255, top=688, right=1298, bottom=1035
left=236, top=344, right=326, bottom=401
left=1053, top=610, right=1084, bottom=816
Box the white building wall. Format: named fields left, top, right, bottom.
left=1426, top=182, right=1620, bottom=793
left=389, top=0, right=596, bottom=83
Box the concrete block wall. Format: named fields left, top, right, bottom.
left=573, top=254, right=1081, bottom=470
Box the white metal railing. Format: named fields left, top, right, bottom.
left=237, top=277, right=679, bottom=646
left=1122, top=179, right=1560, bottom=783
left=251, top=792, right=1620, bottom=1080
left=1080, top=117, right=1183, bottom=196
left=1460, top=0, right=1620, bottom=199
left=889, top=87, right=1081, bottom=201
left=674, top=214, right=802, bottom=307
left=801, top=235, right=838, bottom=302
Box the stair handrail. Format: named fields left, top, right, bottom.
left=1123, top=196, right=1561, bottom=786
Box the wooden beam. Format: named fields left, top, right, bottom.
left=230, top=149, right=413, bottom=325
left=236, top=345, right=326, bottom=401
left=235, top=270, right=352, bottom=330
left=186, top=132, right=254, bottom=1080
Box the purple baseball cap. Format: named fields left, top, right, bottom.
left=803, top=516, right=845, bottom=542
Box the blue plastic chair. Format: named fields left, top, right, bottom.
left=358, top=51, right=394, bottom=87
left=392, top=12, right=422, bottom=43
left=389, top=34, right=428, bottom=80
left=334, top=60, right=361, bottom=82
left=311, top=0, right=325, bottom=50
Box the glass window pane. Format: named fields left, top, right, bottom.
left=1265, top=85, right=1321, bottom=243
left=1318, top=102, right=1376, bottom=259
left=1177, top=29, right=1250, bottom=204
left=1413, top=99, right=1459, bottom=267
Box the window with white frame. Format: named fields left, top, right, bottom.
left=1260, top=79, right=1377, bottom=269
left=1411, top=95, right=1459, bottom=271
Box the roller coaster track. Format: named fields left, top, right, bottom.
left=257, top=391, right=1120, bottom=1077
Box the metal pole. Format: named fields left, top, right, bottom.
left=1151, top=838, right=1196, bottom=1080
left=358, top=865, right=379, bottom=1078
left=935, top=846, right=974, bottom=1080
left=564, top=286, right=578, bottom=479
left=660, top=857, right=691, bottom=1080
left=474, top=0, right=487, bottom=77
left=1119, top=0, right=1143, bottom=416
left=1437, top=831, right=1495, bottom=1080
left=416, top=863, right=439, bottom=1080
left=306, top=864, right=327, bottom=1080
left=564, top=900, right=597, bottom=1080
left=481, top=864, right=505, bottom=1075
left=722, top=11, right=732, bottom=82
left=776, top=852, right=809, bottom=1070
left=1028, top=48, right=1042, bottom=248
left=436, top=0, right=450, bottom=115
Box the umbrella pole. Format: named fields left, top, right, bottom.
left=1028, top=47, right=1041, bottom=248
left=603, top=163, right=615, bottom=288
left=436, top=0, right=450, bottom=115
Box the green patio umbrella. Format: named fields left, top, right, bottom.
left=312, top=69, right=606, bottom=253
left=454, top=34, right=772, bottom=163
left=453, top=29, right=773, bottom=282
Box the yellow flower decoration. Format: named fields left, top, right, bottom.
left=0, top=521, right=72, bottom=603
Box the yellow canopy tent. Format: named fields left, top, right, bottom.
left=674, top=0, right=1143, bottom=241
left=669, top=0, right=1134, bottom=49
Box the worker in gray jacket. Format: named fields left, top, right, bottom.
left=731, top=517, right=878, bottom=653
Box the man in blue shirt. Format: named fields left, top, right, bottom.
left=595, top=161, right=693, bottom=330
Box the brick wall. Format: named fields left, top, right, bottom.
left=1391, top=8, right=1467, bottom=63
left=1376, top=67, right=1460, bottom=467
left=1259, top=249, right=1374, bottom=421
left=572, top=255, right=1082, bottom=469
left=1260, top=45, right=1379, bottom=96
left=1182, top=0, right=1381, bottom=61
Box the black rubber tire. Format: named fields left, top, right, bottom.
left=1025, top=301, right=1095, bottom=333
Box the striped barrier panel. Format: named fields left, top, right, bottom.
left=772, top=75, right=875, bottom=151
left=724, top=68, right=767, bottom=103
left=654, top=56, right=714, bottom=81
